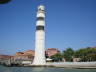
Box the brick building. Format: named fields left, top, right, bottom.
left=45, top=48, right=60, bottom=57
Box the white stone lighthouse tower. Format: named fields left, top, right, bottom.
left=33, top=5, right=46, bottom=65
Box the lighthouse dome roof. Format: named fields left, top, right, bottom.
left=38, top=5, right=45, bottom=11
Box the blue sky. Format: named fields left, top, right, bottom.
left=0, top=0, right=96, bottom=55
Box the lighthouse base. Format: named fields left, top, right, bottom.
left=32, top=57, right=46, bottom=65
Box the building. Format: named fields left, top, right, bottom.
left=73, top=58, right=81, bottom=62
left=12, top=50, right=35, bottom=64
left=0, top=55, right=12, bottom=65
left=45, top=48, right=60, bottom=57
left=0, top=48, right=61, bottom=65
left=0, top=55, right=12, bottom=60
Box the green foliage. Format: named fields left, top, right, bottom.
left=50, top=47, right=96, bottom=62
left=62, top=48, right=74, bottom=62
left=50, top=53, right=63, bottom=62
left=74, top=47, right=96, bottom=62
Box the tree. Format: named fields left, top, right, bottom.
left=50, top=53, right=63, bottom=62
left=74, top=47, right=96, bottom=62
left=62, top=48, right=74, bottom=62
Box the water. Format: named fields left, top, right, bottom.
left=0, top=65, right=96, bottom=72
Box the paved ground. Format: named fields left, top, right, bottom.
left=46, top=62, right=96, bottom=69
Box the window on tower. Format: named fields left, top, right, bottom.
left=36, top=26, right=44, bottom=30
left=37, top=17, right=44, bottom=21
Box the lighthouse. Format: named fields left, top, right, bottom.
left=33, top=5, right=46, bottom=65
